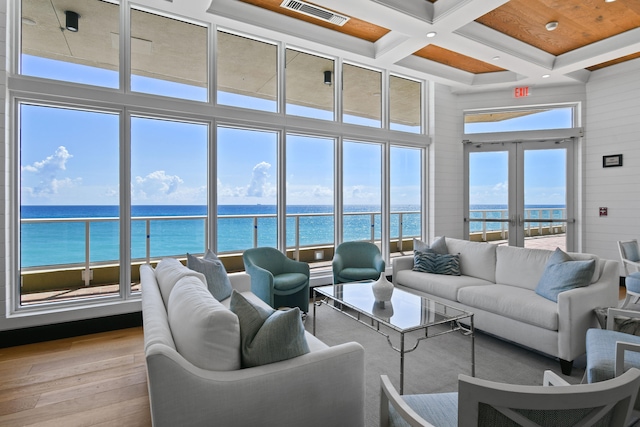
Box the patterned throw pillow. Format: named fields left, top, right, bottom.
left=413, top=251, right=461, bottom=276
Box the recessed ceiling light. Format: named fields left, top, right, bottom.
left=426, top=32, right=437, bottom=38
left=542, top=74, right=550, bottom=78
left=545, top=21, right=559, bottom=31
left=22, top=17, right=37, bottom=25
left=492, top=56, right=500, bottom=61
left=605, top=0, right=616, bottom=2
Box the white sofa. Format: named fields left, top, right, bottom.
left=392, top=238, right=620, bottom=375
left=141, top=259, right=365, bottom=427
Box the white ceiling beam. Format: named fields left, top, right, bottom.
left=554, top=28, right=640, bottom=72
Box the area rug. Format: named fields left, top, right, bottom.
left=305, top=303, right=586, bottom=427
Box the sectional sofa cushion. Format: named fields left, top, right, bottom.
left=413, top=252, right=461, bottom=276
left=414, top=236, right=448, bottom=255
left=167, top=276, right=241, bottom=371
left=445, top=238, right=497, bottom=283
left=458, top=284, right=559, bottom=331
left=155, top=257, right=207, bottom=307
left=187, top=250, right=233, bottom=301
left=230, top=290, right=309, bottom=368
left=535, top=248, right=596, bottom=303
left=394, top=269, right=493, bottom=301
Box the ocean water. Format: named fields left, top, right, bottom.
left=20, top=205, right=421, bottom=268
left=20, top=204, right=566, bottom=268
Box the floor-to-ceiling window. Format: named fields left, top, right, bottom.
left=11, top=2, right=427, bottom=313
left=286, top=134, right=335, bottom=263
left=216, top=126, right=279, bottom=251
left=19, top=104, right=120, bottom=305
left=342, top=141, right=382, bottom=243
left=131, top=117, right=208, bottom=264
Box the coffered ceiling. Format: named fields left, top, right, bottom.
left=208, top=0, right=640, bottom=93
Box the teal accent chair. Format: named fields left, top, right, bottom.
left=243, top=247, right=310, bottom=313
left=332, top=241, right=385, bottom=284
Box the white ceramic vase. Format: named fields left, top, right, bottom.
left=372, top=272, right=394, bottom=302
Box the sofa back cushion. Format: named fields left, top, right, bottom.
left=496, top=246, right=602, bottom=290
left=155, top=257, right=207, bottom=307
left=167, top=276, right=241, bottom=371
left=445, top=238, right=497, bottom=282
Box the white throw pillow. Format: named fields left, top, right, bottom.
left=168, top=276, right=241, bottom=371
left=155, top=257, right=206, bottom=307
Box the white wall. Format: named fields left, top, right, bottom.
left=584, top=58, right=640, bottom=273
left=429, top=82, right=464, bottom=240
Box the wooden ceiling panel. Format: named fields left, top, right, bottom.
left=413, top=45, right=506, bottom=74
left=238, top=0, right=390, bottom=43
left=588, top=52, right=640, bottom=71
left=476, top=0, right=640, bottom=56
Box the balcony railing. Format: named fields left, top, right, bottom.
left=21, top=210, right=421, bottom=280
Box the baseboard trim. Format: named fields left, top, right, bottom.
left=0, top=312, right=143, bottom=349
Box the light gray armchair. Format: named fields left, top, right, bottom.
left=243, top=247, right=310, bottom=312
left=380, top=369, right=640, bottom=427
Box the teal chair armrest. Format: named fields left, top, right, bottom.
left=283, top=257, right=310, bottom=277
left=245, top=263, right=275, bottom=304
left=332, top=253, right=344, bottom=273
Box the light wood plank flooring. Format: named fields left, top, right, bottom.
left=0, top=327, right=150, bottom=426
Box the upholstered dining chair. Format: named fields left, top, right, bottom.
left=618, top=240, right=640, bottom=307
left=585, top=308, right=640, bottom=415
left=332, top=241, right=385, bottom=284
left=242, top=247, right=310, bottom=313
left=380, top=369, right=640, bottom=427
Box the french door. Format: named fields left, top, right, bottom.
left=464, top=139, right=574, bottom=250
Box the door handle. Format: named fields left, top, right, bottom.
left=509, top=214, right=516, bottom=227
left=518, top=214, right=524, bottom=227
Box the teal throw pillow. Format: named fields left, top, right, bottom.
left=535, top=248, right=596, bottom=302
left=413, top=236, right=448, bottom=255
left=413, top=251, right=461, bottom=276
left=187, top=250, right=233, bottom=301
left=229, top=290, right=310, bottom=368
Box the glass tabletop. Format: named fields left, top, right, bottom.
left=313, top=281, right=472, bottom=333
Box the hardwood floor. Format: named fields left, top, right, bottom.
left=0, top=327, right=151, bottom=426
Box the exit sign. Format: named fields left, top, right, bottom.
left=514, top=86, right=530, bottom=98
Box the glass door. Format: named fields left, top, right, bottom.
left=465, top=140, right=572, bottom=250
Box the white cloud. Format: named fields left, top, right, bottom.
left=21, top=146, right=78, bottom=196
left=133, top=170, right=184, bottom=200
left=246, top=161, right=272, bottom=197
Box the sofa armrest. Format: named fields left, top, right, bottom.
left=392, top=255, right=414, bottom=285
left=146, top=341, right=365, bottom=427
left=228, top=271, right=251, bottom=293
left=557, top=259, right=619, bottom=361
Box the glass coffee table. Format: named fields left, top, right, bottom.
left=313, top=281, right=474, bottom=394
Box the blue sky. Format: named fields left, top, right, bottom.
left=20, top=56, right=568, bottom=207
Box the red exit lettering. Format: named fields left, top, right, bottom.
left=514, top=86, right=530, bottom=98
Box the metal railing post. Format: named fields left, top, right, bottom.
left=146, top=219, right=151, bottom=264
left=253, top=216, right=258, bottom=248
left=84, top=221, right=91, bottom=286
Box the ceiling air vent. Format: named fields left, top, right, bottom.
left=280, top=0, right=350, bottom=26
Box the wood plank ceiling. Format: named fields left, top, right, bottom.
left=222, top=0, right=640, bottom=92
